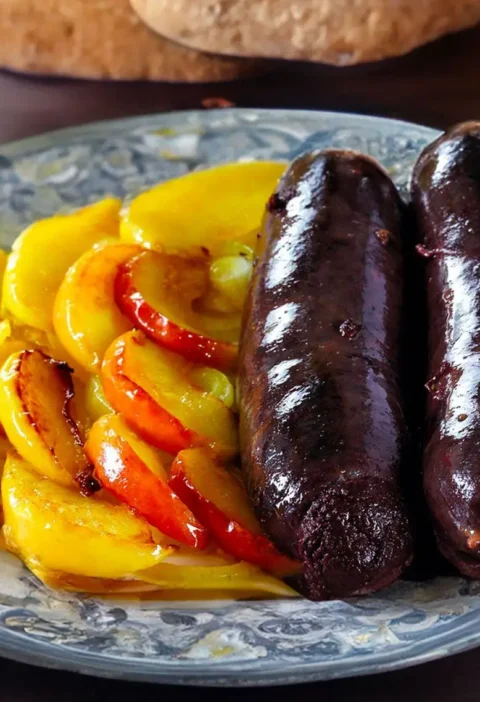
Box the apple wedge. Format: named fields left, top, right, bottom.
left=0, top=430, right=12, bottom=466
left=101, top=331, right=238, bottom=457
left=169, top=449, right=301, bottom=576
left=29, top=566, right=162, bottom=595
left=120, top=161, right=286, bottom=257
left=2, top=453, right=173, bottom=579
left=137, top=562, right=298, bottom=598
left=53, top=242, right=142, bottom=372
left=3, top=198, right=121, bottom=331
left=207, top=254, right=253, bottom=313
left=82, top=375, right=114, bottom=427
left=0, top=349, right=94, bottom=491
left=31, top=566, right=288, bottom=599
left=85, top=414, right=209, bottom=549
left=115, top=250, right=239, bottom=369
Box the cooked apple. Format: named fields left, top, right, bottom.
left=0, top=321, right=90, bottom=383
left=120, top=161, right=286, bottom=257
left=83, top=375, right=114, bottom=427
left=0, top=428, right=12, bottom=522
left=169, top=449, right=301, bottom=576
left=101, top=338, right=197, bottom=457
left=30, top=566, right=161, bottom=595
left=115, top=250, right=239, bottom=369
left=0, top=335, right=27, bottom=372
left=85, top=414, right=209, bottom=549
left=53, top=242, right=142, bottom=372
left=101, top=331, right=238, bottom=457
left=3, top=198, right=121, bottom=331
left=208, top=254, right=253, bottom=313
left=2, top=453, right=173, bottom=579
left=0, top=349, right=93, bottom=490
left=32, top=566, right=284, bottom=599
left=0, top=249, right=7, bottom=301
left=0, top=430, right=12, bottom=466
left=137, top=561, right=298, bottom=597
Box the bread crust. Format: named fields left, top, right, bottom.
left=0, top=0, right=261, bottom=81
left=132, top=0, right=480, bottom=65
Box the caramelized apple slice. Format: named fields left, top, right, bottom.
left=120, top=161, right=286, bottom=257
left=0, top=429, right=12, bottom=523
left=32, top=567, right=282, bottom=599
left=0, top=349, right=92, bottom=489
left=53, top=242, right=141, bottom=372
left=0, top=249, right=7, bottom=304
left=208, top=254, right=253, bottom=313
left=115, top=250, right=239, bottom=369
left=3, top=198, right=121, bottom=331
left=169, top=449, right=301, bottom=576
left=102, top=331, right=238, bottom=457
left=2, top=453, right=173, bottom=579
left=85, top=414, right=209, bottom=549
left=0, top=430, right=12, bottom=466
left=30, top=567, right=161, bottom=595
left=84, top=375, right=114, bottom=426
left=137, top=562, right=298, bottom=597
left=0, top=320, right=89, bottom=382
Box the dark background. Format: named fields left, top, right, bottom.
left=1, top=22, right=480, bottom=702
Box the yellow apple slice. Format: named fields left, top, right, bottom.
left=2, top=453, right=173, bottom=579
left=3, top=198, right=121, bottom=331
left=138, top=562, right=298, bottom=597
left=53, top=242, right=141, bottom=372
left=120, top=161, right=286, bottom=257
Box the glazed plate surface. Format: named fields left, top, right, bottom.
left=0, top=108, right=475, bottom=686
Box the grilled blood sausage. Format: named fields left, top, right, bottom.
left=412, top=121, right=480, bottom=577
left=239, top=150, right=413, bottom=600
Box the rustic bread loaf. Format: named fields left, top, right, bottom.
left=0, top=0, right=261, bottom=81
left=132, top=0, right=480, bottom=65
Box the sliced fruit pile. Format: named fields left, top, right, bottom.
left=0, top=161, right=299, bottom=599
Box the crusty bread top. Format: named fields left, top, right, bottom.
left=0, top=0, right=261, bottom=81
left=132, top=0, right=480, bottom=65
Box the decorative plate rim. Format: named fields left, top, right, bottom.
left=0, top=107, right=440, bottom=157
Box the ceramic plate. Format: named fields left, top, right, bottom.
left=0, top=108, right=478, bottom=687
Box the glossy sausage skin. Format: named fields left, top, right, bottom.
left=239, top=150, right=413, bottom=600
left=412, top=122, right=480, bottom=577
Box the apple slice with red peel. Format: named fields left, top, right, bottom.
left=115, top=250, right=238, bottom=370
left=101, top=331, right=238, bottom=457
left=169, top=449, right=301, bottom=576
left=102, top=336, right=198, bottom=456
left=86, top=414, right=209, bottom=549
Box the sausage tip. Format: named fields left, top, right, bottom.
left=298, top=478, right=412, bottom=600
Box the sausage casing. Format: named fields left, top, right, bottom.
left=412, top=122, right=480, bottom=576
left=239, top=150, right=412, bottom=600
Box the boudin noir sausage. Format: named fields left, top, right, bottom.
left=239, top=150, right=413, bottom=600
left=412, top=121, right=480, bottom=577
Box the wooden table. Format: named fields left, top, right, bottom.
left=1, top=21, right=480, bottom=702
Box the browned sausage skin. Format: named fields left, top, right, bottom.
left=239, top=149, right=413, bottom=600
left=412, top=121, right=480, bottom=577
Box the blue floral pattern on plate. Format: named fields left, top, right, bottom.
left=1, top=109, right=476, bottom=687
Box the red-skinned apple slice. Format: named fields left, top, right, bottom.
left=115, top=250, right=238, bottom=370
left=85, top=414, right=209, bottom=549
left=169, top=449, right=301, bottom=576
left=102, top=336, right=199, bottom=456
left=101, top=331, right=237, bottom=457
